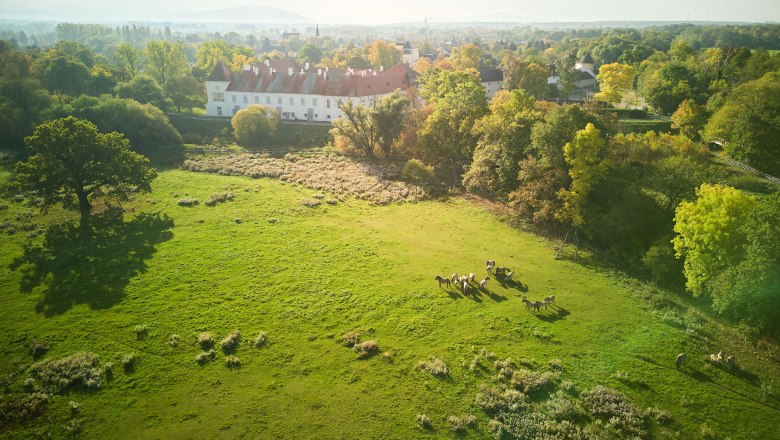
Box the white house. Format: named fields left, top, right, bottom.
left=205, top=60, right=504, bottom=119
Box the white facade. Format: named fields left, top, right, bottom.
left=206, top=82, right=392, bottom=121
left=483, top=80, right=502, bottom=99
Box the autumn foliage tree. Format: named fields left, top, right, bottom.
left=594, top=63, right=635, bottom=104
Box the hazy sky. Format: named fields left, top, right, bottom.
left=1, top=0, right=779, bottom=24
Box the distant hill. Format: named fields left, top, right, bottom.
left=173, top=5, right=312, bottom=24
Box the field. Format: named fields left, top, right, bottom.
left=1, top=166, right=779, bottom=439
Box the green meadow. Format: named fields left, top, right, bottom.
left=1, top=169, right=779, bottom=439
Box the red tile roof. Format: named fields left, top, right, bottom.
left=212, top=60, right=417, bottom=97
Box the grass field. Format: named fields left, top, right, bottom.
left=1, top=168, right=779, bottom=439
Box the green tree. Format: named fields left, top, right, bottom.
left=671, top=99, right=708, bottom=141
left=0, top=78, right=51, bottom=150
left=416, top=69, right=489, bottom=173
left=450, top=44, right=482, bottom=70
left=69, top=96, right=182, bottom=150
left=331, top=100, right=378, bottom=157
left=143, top=40, right=188, bottom=88
left=703, top=71, right=780, bottom=175
left=463, top=90, right=541, bottom=197
left=594, top=62, right=635, bottom=105
left=372, top=90, right=411, bottom=156
left=166, top=75, right=203, bottom=112
left=41, top=56, right=91, bottom=101
left=298, top=42, right=323, bottom=65
left=114, top=74, right=167, bottom=109
left=502, top=56, right=551, bottom=99
left=557, top=123, right=609, bottom=226
left=14, top=116, right=156, bottom=219
left=231, top=104, right=279, bottom=148
left=638, top=61, right=703, bottom=115
left=112, top=43, right=144, bottom=81
left=672, top=184, right=756, bottom=297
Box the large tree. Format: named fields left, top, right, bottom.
left=231, top=105, right=279, bottom=148
left=366, top=40, right=400, bottom=70
left=672, top=184, right=756, bottom=297
left=594, top=62, right=635, bottom=105
left=14, top=116, right=156, bottom=219
left=703, top=71, right=780, bottom=175
left=143, top=40, right=189, bottom=89
left=502, top=56, right=551, bottom=99
left=556, top=123, right=609, bottom=226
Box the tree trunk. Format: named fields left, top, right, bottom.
left=76, top=187, right=91, bottom=221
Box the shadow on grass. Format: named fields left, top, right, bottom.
left=530, top=306, right=571, bottom=322
left=9, top=210, right=174, bottom=316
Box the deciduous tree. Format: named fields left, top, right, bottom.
left=231, top=104, right=279, bottom=147
left=14, top=116, right=156, bottom=219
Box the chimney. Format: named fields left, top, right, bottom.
left=325, top=66, right=329, bottom=72
left=253, top=66, right=259, bottom=75
left=317, top=68, right=322, bottom=76
left=264, top=59, right=270, bottom=67
left=300, top=68, right=305, bottom=75
left=288, top=67, right=294, bottom=76
left=305, top=62, right=310, bottom=70
left=380, top=65, right=384, bottom=72
left=243, top=64, right=250, bottom=71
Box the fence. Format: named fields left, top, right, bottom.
left=717, top=154, right=780, bottom=185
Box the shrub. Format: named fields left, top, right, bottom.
left=353, top=340, right=379, bottom=359
left=338, top=331, right=361, bottom=348
left=580, top=386, right=647, bottom=438
left=196, top=349, right=216, bottom=364
left=134, top=324, right=148, bottom=339
left=470, top=355, right=482, bottom=371
left=31, top=352, right=102, bottom=393
left=225, top=355, right=241, bottom=368
left=254, top=332, right=267, bottom=348
left=205, top=192, right=234, bottom=207
left=220, top=330, right=241, bottom=352
left=68, top=400, right=79, bottom=416
left=0, top=392, right=49, bottom=424
left=402, top=158, right=435, bottom=184
left=546, top=391, right=580, bottom=420
left=122, top=353, right=136, bottom=370
left=197, top=332, right=214, bottom=348
left=448, top=414, right=477, bottom=432
left=23, top=378, right=35, bottom=392
left=177, top=198, right=199, bottom=207
left=417, top=356, right=448, bottom=377
left=416, top=413, right=431, bottom=429
left=301, top=197, right=322, bottom=207
left=548, top=358, right=563, bottom=371
left=168, top=334, right=180, bottom=347
left=29, top=340, right=49, bottom=359
left=475, top=384, right=528, bottom=413
left=510, top=369, right=556, bottom=394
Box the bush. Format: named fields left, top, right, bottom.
left=448, top=414, right=477, bottom=432
left=353, top=340, right=379, bottom=359
left=196, top=349, right=216, bottom=365
left=168, top=334, right=180, bottom=347
left=580, top=386, right=647, bottom=438
left=31, top=352, right=102, bottom=393
left=197, top=332, right=214, bottom=348
left=402, top=158, right=435, bottom=184
left=205, top=192, right=234, bottom=207
left=301, top=197, right=322, bottom=207
left=225, top=355, right=241, bottom=368
left=177, top=198, right=199, bottom=207
left=0, top=392, right=49, bottom=424
left=338, top=331, right=361, bottom=348
left=254, top=332, right=267, bottom=348
left=134, top=324, right=148, bottom=339
left=416, top=413, right=431, bottom=429
left=29, top=340, right=49, bottom=359
left=220, top=330, right=241, bottom=352
left=417, top=356, right=448, bottom=377
left=510, top=368, right=557, bottom=394
left=475, top=384, right=528, bottom=413
left=122, top=353, right=136, bottom=370
left=231, top=105, right=279, bottom=148
left=68, top=400, right=79, bottom=417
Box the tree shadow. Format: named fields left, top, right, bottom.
left=9, top=210, right=174, bottom=316
left=683, top=368, right=712, bottom=383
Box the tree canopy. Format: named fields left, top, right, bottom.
left=14, top=116, right=156, bottom=219
left=231, top=104, right=279, bottom=148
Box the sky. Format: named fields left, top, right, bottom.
left=1, top=0, right=778, bottom=24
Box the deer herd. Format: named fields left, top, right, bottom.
left=434, top=259, right=557, bottom=313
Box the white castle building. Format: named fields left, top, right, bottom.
left=205, top=59, right=504, bottom=120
